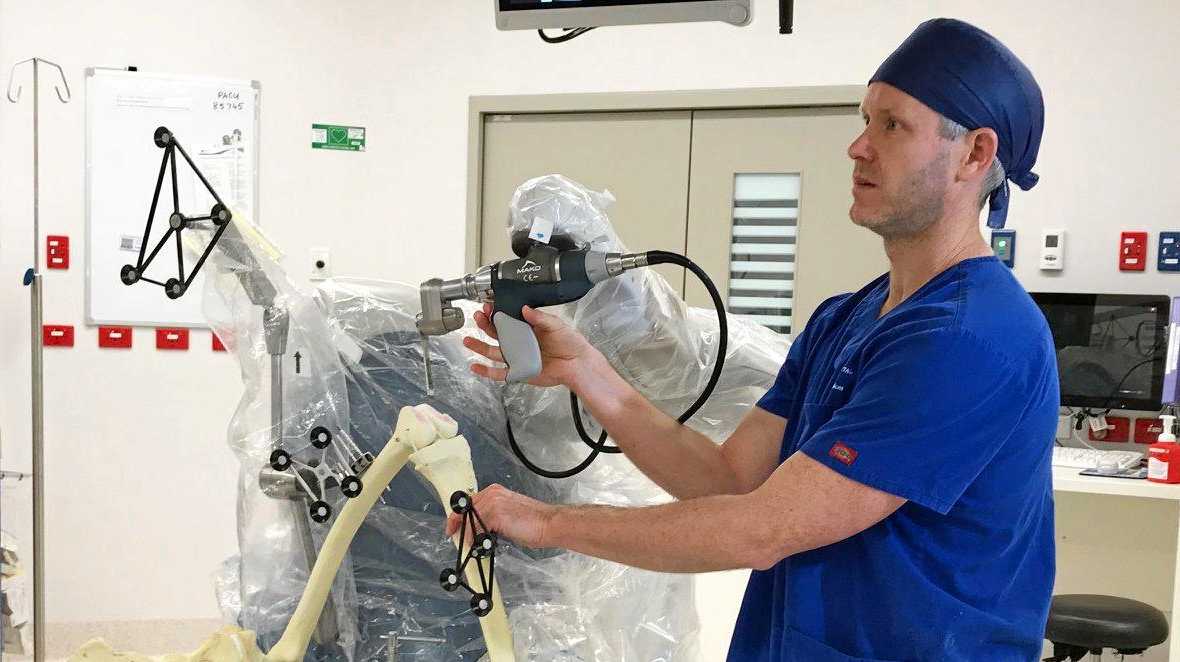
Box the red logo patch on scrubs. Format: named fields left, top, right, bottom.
left=829, top=441, right=858, bottom=466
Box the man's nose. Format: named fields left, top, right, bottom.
left=848, top=130, right=873, bottom=162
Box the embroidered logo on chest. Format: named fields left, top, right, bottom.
left=831, top=366, right=855, bottom=392
left=828, top=441, right=858, bottom=466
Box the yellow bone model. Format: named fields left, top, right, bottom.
left=70, top=404, right=516, bottom=662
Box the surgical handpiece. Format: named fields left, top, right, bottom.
left=416, top=237, right=649, bottom=387
left=415, top=234, right=731, bottom=479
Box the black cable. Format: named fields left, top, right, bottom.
left=1136, top=321, right=1168, bottom=358
left=504, top=250, right=729, bottom=478
left=505, top=414, right=601, bottom=479
left=572, top=251, right=728, bottom=454
left=537, top=27, right=596, bottom=43
left=779, top=0, right=794, bottom=34
left=1078, top=318, right=1166, bottom=418
left=1083, top=358, right=1155, bottom=418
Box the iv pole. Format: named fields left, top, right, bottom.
left=6, top=56, right=71, bottom=662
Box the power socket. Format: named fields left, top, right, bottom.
left=310, top=247, right=331, bottom=280
left=1039, top=229, right=1064, bottom=271
left=1088, top=416, right=1130, bottom=443
left=1159, top=231, right=1180, bottom=271
left=1119, top=231, right=1148, bottom=271
left=1055, top=415, right=1072, bottom=441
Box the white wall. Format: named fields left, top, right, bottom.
left=1, top=0, right=1178, bottom=643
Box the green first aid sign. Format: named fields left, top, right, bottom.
left=312, top=124, right=365, bottom=151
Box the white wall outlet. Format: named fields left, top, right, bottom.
left=1056, top=414, right=1071, bottom=441
left=310, top=247, right=331, bottom=280
left=1088, top=414, right=1109, bottom=433
left=1039, top=229, right=1064, bottom=271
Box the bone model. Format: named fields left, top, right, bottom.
left=411, top=431, right=514, bottom=662
left=69, top=404, right=516, bottom=662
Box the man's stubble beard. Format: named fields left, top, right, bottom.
left=854, top=149, right=951, bottom=241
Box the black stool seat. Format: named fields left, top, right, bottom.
left=1046, top=594, right=1169, bottom=651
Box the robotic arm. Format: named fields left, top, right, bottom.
left=416, top=231, right=730, bottom=478
left=121, top=125, right=366, bottom=523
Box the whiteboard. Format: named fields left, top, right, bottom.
left=86, top=69, right=260, bottom=327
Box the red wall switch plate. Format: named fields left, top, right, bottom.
left=212, top=333, right=227, bottom=352
left=43, top=325, right=74, bottom=347
left=1089, top=416, right=1131, bottom=443
left=46, top=235, right=69, bottom=269
left=1135, top=418, right=1165, bottom=444
left=98, top=326, right=132, bottom=348
left=156, top=328, right=190, bottom=350
left=1119, top=231, right=1148, bottom=271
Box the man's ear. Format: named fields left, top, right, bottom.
left=959, top=127, right=999, bottom=182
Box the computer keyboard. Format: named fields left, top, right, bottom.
left=1051, top=446, right=1144, bottom=471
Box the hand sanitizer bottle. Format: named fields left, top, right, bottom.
left=1148, top=415, right=1179, bottom=484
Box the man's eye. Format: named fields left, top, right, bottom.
left=885, top=119, right=899, bottom=130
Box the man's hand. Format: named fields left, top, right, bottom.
left=462, top=303, right=604, bottom=389
left=445, top=483, right=557, bottom=549
left=439, top=455, right=905, bottom=574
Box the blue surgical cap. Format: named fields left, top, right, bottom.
left=869, top=18, right=1044, bottom=229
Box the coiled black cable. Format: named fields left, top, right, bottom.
left=537, top=27, right=596, bottom=43
left=1081, top=357, right=1157, bottom=419
left=506, top=250, right=729, bottom=478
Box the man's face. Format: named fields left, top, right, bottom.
left=848, top=82, right=955, bottom=239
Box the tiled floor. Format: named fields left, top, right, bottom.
left=4, top=619, right=223, bottom=660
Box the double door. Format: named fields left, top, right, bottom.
left=478, top=105, right=887, bottom=338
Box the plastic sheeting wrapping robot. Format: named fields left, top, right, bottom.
left=104, top=163, right=791, bottom=660
left=71, top=403, right=505, bottom=662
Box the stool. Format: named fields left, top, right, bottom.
left=1044, top=594, right=1169, bottom=661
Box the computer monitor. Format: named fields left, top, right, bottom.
left=1031, top=293, right=1169, bottom=412
left=1165, top=297, right=1180, bottom=405
left=495, top=0, right=752, bottom=31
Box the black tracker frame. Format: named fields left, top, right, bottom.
left=119, top=125, right=233, bottom=300
left=438, top=490, right=499, bottom=617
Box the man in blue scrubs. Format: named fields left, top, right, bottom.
left=458, top=18, right=1057, bottom=661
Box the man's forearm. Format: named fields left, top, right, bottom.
left=544, top=493, right=762, bottom=573
left=571, top=352, right=742, bottom=499
left=536, top=452, right=904, bottom=574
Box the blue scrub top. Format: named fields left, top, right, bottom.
left=728, top=256, right=1058, bottom=662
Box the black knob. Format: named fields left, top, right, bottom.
left=470, top=593, right=493, bottom=617
left=269, top=449, right=292, bottom=471
left=309, top=500, right=332, bottom=523
left=164, top=278, right=184, bottom=299
left=210, top=203, right=231, bottom=226
left=340, top=475, right=363, bottom=499
left=473, top=532, right=497, bottom=558
left=439, top=568, right=460, bottom=592
left=450, top=491, right=471, bottom=515
left=310, top=426, right=332, bottom=449
left=153, top=126, right=172, bottom=148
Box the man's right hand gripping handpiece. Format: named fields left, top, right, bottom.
left=464, top=303, right=604, bottom=390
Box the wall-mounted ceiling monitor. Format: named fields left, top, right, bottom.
left=495, top=0, right=752, bottom=31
